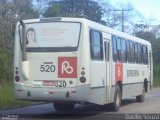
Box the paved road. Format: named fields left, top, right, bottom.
left=1, top=88, right=160, bottom=120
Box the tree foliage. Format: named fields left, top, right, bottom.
left=0, top=0, right=39, bottom=83
left=0, top=0, right=39, bottom=50
left=135, top=31, right=156, bottom=41
left=43, top=0, right=106, bottom=24
left=101, top=2, right=134, bottom=28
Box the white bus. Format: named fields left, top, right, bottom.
left=14, top=17, right=153, bottom=111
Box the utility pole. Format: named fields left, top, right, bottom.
left=73, top=0, right=75, bottom=16
left=114, top=9, right=132, bottom=32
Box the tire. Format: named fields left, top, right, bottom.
left=111, top=85, right=121, bottom=111
left=53, top=102, right=75, bottom=111
left=136, top=85, right=145, bottom=102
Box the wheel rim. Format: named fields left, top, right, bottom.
left=116, top=92, right=120, bottom=106
left=142, top=85, right=145, bottom=98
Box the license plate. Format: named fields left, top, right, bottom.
left=43, top=80, right=66, bottom=87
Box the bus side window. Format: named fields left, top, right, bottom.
left=127, top=40, right=135, bottom=63
left=130, top=41, right=135, bottom=63
left=138, top=44, right=142, bottom=63
left=104, top=40, right=110, bottom=61
left=135, top=43, right=142, bottom=63
left=142, top=45, right=148, bottom=64
left=117, top=37, right=122, bottom=61
left=121, top=38, right=127, bottom=62
left=112, top=35, right=117, bottom=62
left=126, top=40, right=130, bottom=62
left=135, top=43, right=139, bottom=63
left=90, top=30, right=103, bottom=60
left=104, top=41, right=107, bottom=61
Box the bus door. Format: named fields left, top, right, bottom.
left=103, top=33, right=112, bottom=102
left=90, top=30, right=106, bottom=88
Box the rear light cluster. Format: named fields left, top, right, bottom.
left=15, top=67, right=20, bottom=82
left=80, top=67, right=86, bottom=83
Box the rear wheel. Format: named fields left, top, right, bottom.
left=53, top=102, right=75, bottom=111
left=136, top=85, right=145, bottom=102
left=111, top=85, right=121, bottom=111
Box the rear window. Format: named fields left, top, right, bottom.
left=19, top=22, right=81, bottom=52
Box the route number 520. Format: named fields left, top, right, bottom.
left=40, top=65, right=56, bottom=72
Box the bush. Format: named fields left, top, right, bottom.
left=153, top=63, right=160, bottom=87
left=0, top=84, right=33, bottom=110
left=0, top=50, right=13, bottom=84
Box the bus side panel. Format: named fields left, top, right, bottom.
left=124, top=62, right=150, bottom=97
left=122, top=83, right=143, bottom=99
left=89, top=88, right=107, bottom=105
left=14, top=23, right=25, bottom=84
left=77, top=21, right=91, bottom=87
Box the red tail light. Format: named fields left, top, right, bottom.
left=80, top=76, right=86, bottom=83
left=80, top=67, right=86, bottom=83
left=15, top=76, right=20, bottom=82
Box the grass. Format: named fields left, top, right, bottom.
left=153, top=78, right=160, bottom=88
left=0, top=83, right=33, bottom=110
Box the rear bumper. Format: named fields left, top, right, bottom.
left=14, top=83, right=90, bottom=102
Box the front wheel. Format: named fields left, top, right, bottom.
left=111, top=85, right=121, bottom=111
left=53, top=102, right=75, bottom=111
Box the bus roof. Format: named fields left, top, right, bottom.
left=19, top=17, right=151, bottom=47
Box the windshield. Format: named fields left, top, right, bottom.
left=19, top=22, right=81, bottom=52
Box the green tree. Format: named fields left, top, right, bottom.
left=0, top=0, right=39, bottom=53
left=43, top=0, right=105, bottom=24
left=100, top=1, right=139, bottom=31
left=0, top=0, right=39, bottom=84
left=135, top=31, right=156, bottom=41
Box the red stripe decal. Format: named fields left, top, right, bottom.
left=115, top=63, right=123, bottom=83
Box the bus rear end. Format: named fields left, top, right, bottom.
left=14, top=18, right=90, bottom=110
